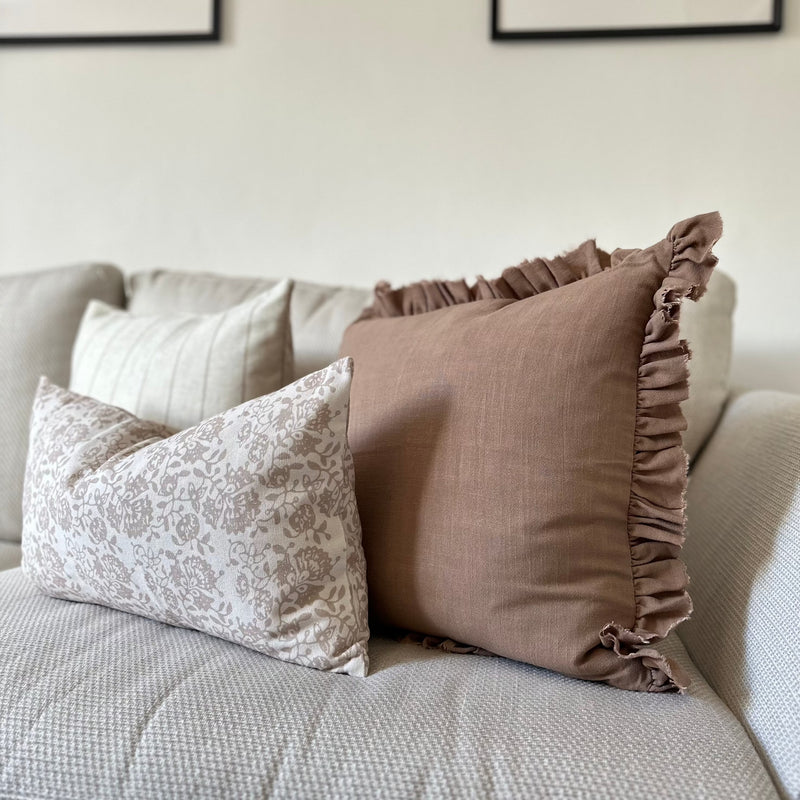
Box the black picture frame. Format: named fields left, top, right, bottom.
left=491, top=0, right=782, bottom=40
left=0, top=0, right=221, bottom=45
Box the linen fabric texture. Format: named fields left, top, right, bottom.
left=340, top=212, right=723, bottom=692
left=70, top=280, right=293, bottom=431
left=0, top=567, right=779, bottom=800
left=0, top=262, right=125, bottom=544
left=21, top=360, right=369, bottom=676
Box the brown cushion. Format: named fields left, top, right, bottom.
left=340, top=212, right=722, bottom=693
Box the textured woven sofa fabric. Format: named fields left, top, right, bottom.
left=70, top=280, right=294, bottom=431
left=341, top=213, right=722, bottom=692
left=680, top=390, right=800, bottom=800
left=21, top=361, right=369, bottom=675
left=0, top=262, right=124, bottom=543
left=0, top=568, right=778, bottom=800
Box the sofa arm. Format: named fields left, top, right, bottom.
left=680, top=390, right=800, bottom=800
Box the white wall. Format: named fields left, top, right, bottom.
left=1, top=1, right=798, bottom=392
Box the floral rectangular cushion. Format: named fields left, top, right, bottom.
left=22, top=360, right=369, bottom=676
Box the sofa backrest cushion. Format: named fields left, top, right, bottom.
left=340, top=213, right=722, bottom=692
left=126, top=268, right=733, bottom=462
left=70, top=281, right=293, bottom=431
left=127, top=271, right=371, bottom=383
left=0, top=542, right=22, bottom=571
left=0, top=263, right=124, bottom=543
left=679, top=270, right=736, bottom=459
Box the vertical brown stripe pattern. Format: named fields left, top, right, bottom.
left=70, top=281, right=293, bottom=431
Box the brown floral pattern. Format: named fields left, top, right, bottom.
left=21, top=358, right=369, bottom=676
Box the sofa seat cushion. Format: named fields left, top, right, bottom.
left=0, top=542, right=21, bottom=572
left=0, top=569, right=777, bottom=800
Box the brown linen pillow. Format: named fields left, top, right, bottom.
left=340, top=212, right=722, bottom=692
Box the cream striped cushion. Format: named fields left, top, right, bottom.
left=70, top=280, right=293, bottom=430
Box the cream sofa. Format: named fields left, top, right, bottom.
left=0, top=267, right=797, bottom=800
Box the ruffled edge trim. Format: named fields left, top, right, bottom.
left=601, top=211, right=723, bottom=693
left=599, top=623, right=691, bottom=693
left=359, top=239, right=610, bottom=320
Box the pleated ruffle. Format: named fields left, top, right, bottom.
left=603, top=212, right=722, bottom=692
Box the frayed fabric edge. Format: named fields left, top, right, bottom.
left=601, top=211, right=722, bottom=693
